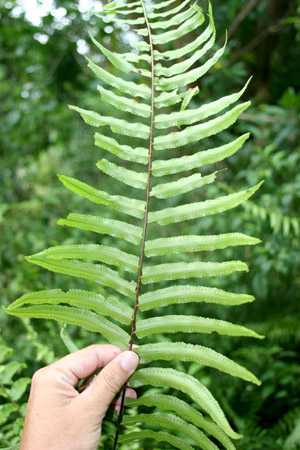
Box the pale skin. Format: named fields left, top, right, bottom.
left=20, top=345, right=139, bottom=450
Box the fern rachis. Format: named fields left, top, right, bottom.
left=5, top=1, right=264, bottom=449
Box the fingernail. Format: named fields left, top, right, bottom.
left=120, top=351, right=139, bottom=373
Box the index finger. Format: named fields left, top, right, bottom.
left=51, top=344, right=122, bottom=387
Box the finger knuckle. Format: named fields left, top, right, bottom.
left=31, top=367, right=50, bottom=386
left=101, top=368, right=121, bottom=393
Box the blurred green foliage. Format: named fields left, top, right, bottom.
left=1, top=0, right=300, bottom=448
left=0, top=338, right=29, bottom=445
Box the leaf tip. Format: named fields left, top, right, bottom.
left=57, top=174, right=66, bottom=182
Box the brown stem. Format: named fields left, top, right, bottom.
left=112, top=0, right=155, bottom=448
left=228, top=22, right=284, bottom=64
left=0, top=380, right=25, bottom=419
left=219, top=0, right=261, bottom=44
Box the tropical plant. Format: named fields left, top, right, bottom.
left=0, top=338, right=30, bottom=447
left=4, top=0, right=264, bottom=448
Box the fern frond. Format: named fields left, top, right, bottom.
left=181, top=86, right=200, bottom=112
left=149, top=182, right=263, bottom=225
left=94, top=133, right=149, bottom=165
left=135, top=315, right=263, bottom=339
left=136, top=342, right=260, bottom=384
left=150, top=5, right=196, bottom=30
left=27, top=245, right=139, bottom=273
left=123, top=413, right=219, bottom=450
left=4, top=305, right=129, bottom=349
left=152, top=134, right=250, bottom=176
left=119, top=430, right=195, bottom=450
left=69, top=105, right=150, bottom=139
left=96, top=159, right=148, bottom=190
left=101, top=16, right=146, bottom=26
left=155, top=78, right=251, bottom=128
left=127, top=394, right=235, bottom=450
left=145, top=233, right=260, bottom=256
left=86, top=57, right=151, bottom=98
left=89, top=33, right=137, bottom=75
left=154, top=24, right=216, bottom=77
left=57, top=213, right=143, bottom=244
left=152, top=11, right=204, bottom=45
left=139, top=286, right=255, bottom=311
left=141, top=260, right=249, bottom=283
left=153, top=101, right=249, bottom=149
left=8, top=289, right=132, bottom=325
left=155, top=89, right=186, bottom=108
left=25, top=255, right=136, bottom=298
left=150, top=172, right=217, bottom=199
left=131, top=368, right=242, bottom=439
left=153, top=3, right=213, bottom=60
left=150, top=0, right=181, bottom=12
left=6, top=1, right=264, bottom=448
left=60, top=324, right=79, bottom=353
left=97, top=86, right=151, bottom=118
left=58, top=175, right=146, bottom=218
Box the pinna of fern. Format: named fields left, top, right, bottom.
left=4, top=0, right=264, bottom=449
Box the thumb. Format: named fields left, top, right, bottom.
left=81, top=351, right=139, bottom=420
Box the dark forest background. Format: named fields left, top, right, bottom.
left=1, top=0, right=300, bottom=448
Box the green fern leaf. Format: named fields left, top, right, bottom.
left=150, top=5, right=196, bottom=30
left=148, top=182, right=263, bottom=225
left=150, top=172, right=217, bottom=199
left=150, top=0, right=181, bottom=12
left=60, top=324, right=79, bottom=353
left=153, top=3, right=213, bottom=60
left=131, top=367, right=242, bottom=439
left=154, top=25, right=216, bottom=78
left=135, top=342, right=260, bottom=384
left=97, top=86, right=151, bottom=118
left=94, top=133, right=149, bottom=165
left=58, top=175, right=146, bottom=219
left=127, top=395, right=235, bottom=450
left=181, top=86, right=200, bottom=112
left=123, top=413, right=219, bottom=450
left=141, top=261, right=249, bottom=284
left=145, top=233, right=260, bottom=256
left=27, top=244, right=139, bottom=273
left=155, top=90, right=186, bottom=108
left=152, top=134, right=250, bottom=176
left=4, top=305, right=129, bottom=349
left=86, top=57, right=151, bottom=99
left=155, top=78, right=251, bottom=129
left=96, top=159, right=148, bottom=190
left=6, top=1, right=264, bottom=447
left=139, top=286, right=255, bottom=311
left=99, top=15, right=146, bottom=26
left=153, top=101, right=249, bottom=150
left=89, top=33, right=137, bottom=75
left=57, top=213, right=143, bottom=245
left=156, top=39, right=226, bottom=91
left=119, top=430, right=195, bottom=450
left=9, top=289, right=132, bottom=325
left=69, top=105, right=150, bottom=139
left=101, top=6, right=143, bottom=16
left=135, top=315, right=264, bottom=339
left=152, top=11, right=204, bottom=45
left=25, top=255, right=136, bottom=298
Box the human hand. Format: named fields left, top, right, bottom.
left=19, top=345, right=139, bottom=450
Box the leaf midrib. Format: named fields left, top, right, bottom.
left=113, top=1, right=155, bottom=448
